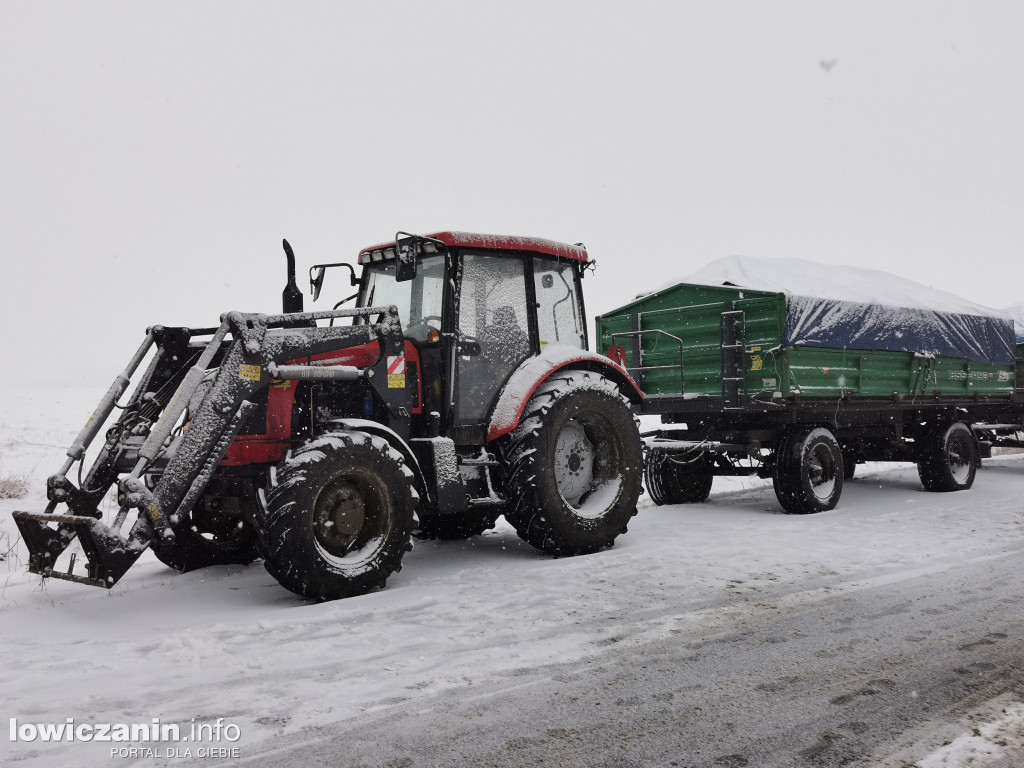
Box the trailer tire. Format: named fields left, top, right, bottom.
left=645, top=451, right=713, bottom=505
left=258, top=430, right=415, bottom=601
left=503, top=371, right=642, bottom=556
left=773, top=426, right=844, bottom=514
left=917, top=422, right=977, bottom=492
left=413, top=510, right=501, bottom=540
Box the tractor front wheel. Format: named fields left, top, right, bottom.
left=257, top=431, right=415, bottom=600
left=503, top=371, right=642, bottom=556
left=149, top=490, right=261, bottom=572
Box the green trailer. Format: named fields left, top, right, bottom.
left=595, top=257, right=1021, bottom=514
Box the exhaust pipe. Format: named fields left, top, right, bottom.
left=282, top=238, right=303, bottom=313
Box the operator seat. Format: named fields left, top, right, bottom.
left=481, top=305, right=530, bottom=375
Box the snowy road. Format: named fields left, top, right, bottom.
left=2, top=388, right=1024, bottom=767
left=243, top=531, right=1023, bottom=768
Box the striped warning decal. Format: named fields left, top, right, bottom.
left=387, top=355, right=406, bottom=388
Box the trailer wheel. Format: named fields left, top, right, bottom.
left=258, top=430, right=415, bottom=600
left=645, top=451, right=713, bottom=505
left=151, top=494, right=261, bottom=572
left=917, top=422, right=977, bottom=492
left=773, top=426, right=844, bottom=514
left=413, top=510, right=501, bottom=540
left=503, top=371, right=642, bottom=556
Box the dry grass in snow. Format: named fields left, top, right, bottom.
left=0, top=472, right=28, bottom=499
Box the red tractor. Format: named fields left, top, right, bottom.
left=15, top=232, right=643, bottom=599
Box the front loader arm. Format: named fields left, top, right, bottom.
left=145, top=312, right=385, bottom=548
left=14, top=306, right=403, bottom=588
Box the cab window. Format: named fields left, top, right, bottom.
left=360, top=255, right=444, bottom=340
left=455, top=252, right=531, bottom=424
left=534, top=258, right=584, bottom=349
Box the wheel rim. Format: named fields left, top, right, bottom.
left=554, top=420, right=595, bottom=507
left=947, top=430, right=972, bottom=484
left=312, top=470, right=390, bottom=563
left=806, top=443, right=838, bottom=502
left=552, top=412, right=626, bottom=519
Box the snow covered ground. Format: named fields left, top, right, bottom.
left=2, top=387, right=1023, bottom=767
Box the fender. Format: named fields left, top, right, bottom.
left=328, top=418, right=430, bottom=506
left=487, top=344, right=644, bottom=442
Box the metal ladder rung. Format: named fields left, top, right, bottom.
left=720, top=305, right=748, bottom=407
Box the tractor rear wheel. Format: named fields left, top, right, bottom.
left=917, top=422, right=977, bottom=492
left=503, top=371, right=642, bottom=556
left=257, top=430, right=415, bottom=600
left=645, top=450, right=713, bottom=505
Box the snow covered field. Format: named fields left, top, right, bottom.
left=2, top=387, right=1023, bottom=767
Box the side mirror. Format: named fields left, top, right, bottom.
left=308, top=263, right=359, bottom=302
left=310, top=266, right=326, bottom=301
left=395, top=232, right=419, bottom=283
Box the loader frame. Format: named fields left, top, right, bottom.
left=15, top=305, right=407, bottom=587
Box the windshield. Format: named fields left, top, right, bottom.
left=360, top=254, right=444, bottom=331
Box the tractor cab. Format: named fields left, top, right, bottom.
left=312, top=231, right=591, bottom=443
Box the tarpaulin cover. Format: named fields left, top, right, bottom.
left=678, top=256, right=1016, bottom=365
left=1004, top=302, right=1024, bottom=343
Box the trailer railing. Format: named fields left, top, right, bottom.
left=610, top=325, right=685, bottom=397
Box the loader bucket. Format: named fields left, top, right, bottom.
left=12, top=511, right=149, bottom=588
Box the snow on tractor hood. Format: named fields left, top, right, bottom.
left=671, top=255, right=1016, bottom=365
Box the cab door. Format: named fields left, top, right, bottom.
left=453, top=252, right=532, bottom=433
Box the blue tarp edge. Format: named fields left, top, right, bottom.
left=783, top=295, right=1016, bottom=365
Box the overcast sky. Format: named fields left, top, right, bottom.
left=2, top=2, right=1023, bottom=386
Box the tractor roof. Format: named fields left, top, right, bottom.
left=357, top=231, right=588, bottom=265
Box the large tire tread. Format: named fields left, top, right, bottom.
left=645, top=451, right=713, bottom=505
left=917, top=422, right=977, bottom=492
left=773, top=426, right=844, bottom=515
left=502, top=371, right=643, bottom=556
left=256, top=430, right=416, bottom=601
